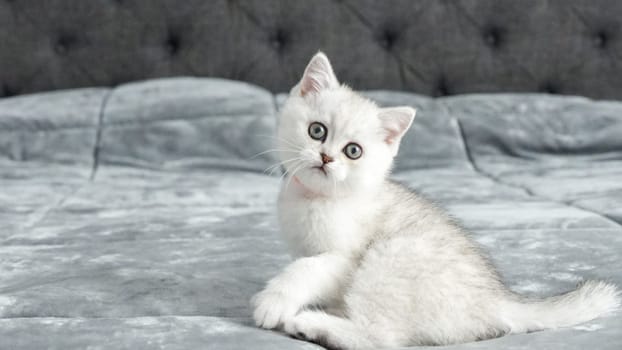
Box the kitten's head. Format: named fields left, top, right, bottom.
left=278, top=52, right=415, bottom=196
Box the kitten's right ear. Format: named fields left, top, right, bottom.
left=378, top=107, right=416, bottom=156
left=299, top=52, right=339, bottom=97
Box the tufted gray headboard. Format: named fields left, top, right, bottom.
left=1, top=0, right=621, bottom=100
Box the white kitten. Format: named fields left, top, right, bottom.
left=252, top=52, right=620, bottom=349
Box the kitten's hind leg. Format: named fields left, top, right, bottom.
left=284, top=311, right=373, bottom=350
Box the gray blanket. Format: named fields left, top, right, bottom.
left=1, top=78, right=620, bottom=349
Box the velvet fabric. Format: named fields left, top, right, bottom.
left=2, top=0, right=622, bottom=100
left=1, top=78, right=621, bottom=349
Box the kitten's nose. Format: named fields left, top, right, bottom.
left=321, top=153, right=334, bottom=164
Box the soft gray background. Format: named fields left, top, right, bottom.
left=1, top=0, right=622, bottom=349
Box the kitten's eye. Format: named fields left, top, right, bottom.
left=343, top=143, right=363, bottom=160
left=308, top=122, right=327, bottom=141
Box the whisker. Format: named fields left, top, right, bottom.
left=263, top=157, right=302, bottom=175
left=281, top=136, right=302, bottom=149
left=257, top=134, right=302, bottom=150
left=249, top=148, right=297, bottom=159
left=284, top=162, right=306, bottom=190
left=278, top=160, right=301, bottom=183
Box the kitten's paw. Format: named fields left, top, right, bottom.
left=252, top=290, right=298, bottom=329
left=283, top=311, right=323, bottom=341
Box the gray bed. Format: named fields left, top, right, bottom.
left=1, top=1, right=621, bottom=349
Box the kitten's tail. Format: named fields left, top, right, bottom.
left=502, top=280, right=620, bottom=333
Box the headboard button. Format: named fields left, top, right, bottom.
left=435, top=77, right=450, bottom=97
left=380, top=30, right=397, bottom=50
left=594, top=31, right=608, bottom=48
left=270, top=29, right=287, bottom=51
left=165, top=34, right=180, bottom=55
left=483, top=27, right=503, bottom=48
left=540, top=82, right=559, bottom=94
left=54, top=34, right=78, bottom=55
left=1, top=84, right=17, bottom=97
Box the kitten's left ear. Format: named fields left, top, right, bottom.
left=299, top=52, right=339, bottom=97
left=378, top=107, right=416, bottom=155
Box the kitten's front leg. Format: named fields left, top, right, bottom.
left=252, top=252, right=351, bottom=329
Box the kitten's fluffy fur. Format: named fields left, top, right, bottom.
left=252, top=52, right=620, bottom=349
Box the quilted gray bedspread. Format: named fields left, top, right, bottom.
left=1, top=78, right=621, bottom=349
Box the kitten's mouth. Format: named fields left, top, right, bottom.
left=312, top=165, right=328, bottom=176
